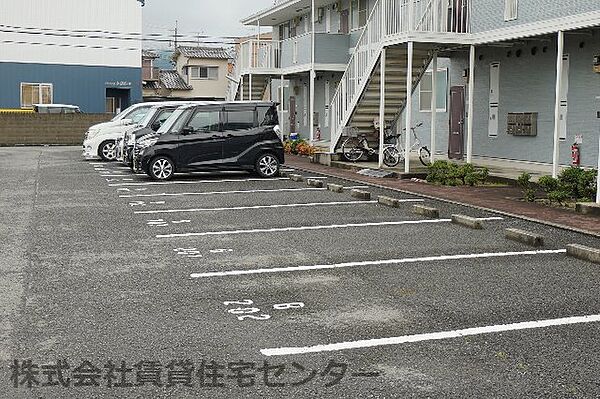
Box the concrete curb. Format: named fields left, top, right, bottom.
left=576, top=203, right=600, bottom=216
left=306, top=179, right=324, bottom=188
left=351, top=189, right=371, bottom=200
left=451, top=214, right=483, bottom=229
left=413, top=204, right=440, bottom=218
left=327, top=183, right=344, bottom=193
left=505, top=228, right=544, bottom=247
left=286, top=164, right=600, bottom=238
left=566, top=244, right=600, bottom=264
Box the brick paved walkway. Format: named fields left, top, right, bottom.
left=285, top=154, right=600, bottom=237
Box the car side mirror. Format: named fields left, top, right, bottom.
left=182, top=126, right=194, bottom=135
left=151, top=121, right=161, bottom=131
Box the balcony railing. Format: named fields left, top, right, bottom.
left=238, top=39, right=281, bottom=72
left=142, top=66, right=160, bottom=81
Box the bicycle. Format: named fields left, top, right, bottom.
left=340, top=127, right=402, bottom=167
left=398, top=122, right=431, bottom=167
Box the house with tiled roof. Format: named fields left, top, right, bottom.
left=170, top=45, right=233, bottom=100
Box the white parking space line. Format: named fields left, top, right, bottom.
left=158, top=217, right=502, bottom=239
left=119, top=186, right=370, bottom=198
left=190, top=249, right=564, bottom=278
left=159, top=219, right=452, bottom=239
left=135, top=200, right=380, bottom=215
left=109, top=178, right=292, bottom=187
left=261, top=310, right=596, bottom=356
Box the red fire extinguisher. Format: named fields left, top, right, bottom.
left=571, top=143, right=581, bottom=166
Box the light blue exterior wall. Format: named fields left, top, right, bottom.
left=398, top=31, right=600, bottom=168
left=471, top=0, right=600, bottom=32
left=0, top=62, right=142, bottom=113
left=469, top=32, right=600, bottom=167
left=283, top=72, right=343, bottom=140
left=396, top=58, right=464, bottom=157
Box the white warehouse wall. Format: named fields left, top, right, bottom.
left=1, top=0, right=142, bottom=68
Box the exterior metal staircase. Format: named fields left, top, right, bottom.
left=329, top=0, right=471, bottom=152
left=235, top=75, right=269, bottom=101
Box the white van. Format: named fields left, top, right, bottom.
left=82, top=102, right=169, bottom=161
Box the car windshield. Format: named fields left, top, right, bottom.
left=112, top=105, right=150, bottom=123
left=139, top=107, right=162, bottom=127
left=157, top=108, right=192, bottom=134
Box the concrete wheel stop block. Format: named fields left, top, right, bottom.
left=289, top=174, right=304, bottom=182
left=451, top=214, right=483, bottom=229
left=566, top=244, right=600, bottom=264
left=413, top=204, right=440, bottom=218
left=351, top=189, right=371, bottom=200
left=505, top=228, right=544, bottom=247
left=327, top=183, right=344, bottom=193
left=306, top=179, right=324, bottom=188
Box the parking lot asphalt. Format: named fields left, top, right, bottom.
left=1, top=146, right=600, bottom=398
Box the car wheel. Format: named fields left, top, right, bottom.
left=148, top=156, right=175, bottom=181
left=255, top=153, right=280, bottom=178
left=98, top=140, right=117, bottom=161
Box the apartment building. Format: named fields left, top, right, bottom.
left=0, top=0, right=143, bottom=113
left=232, top=0, right=600, bottom=173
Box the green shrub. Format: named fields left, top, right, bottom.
left=547, top=190, right=570, bottom=204
left=426, top=161, right=488, bottom=187
left=524, top=189, right=536, bottom=202
left=537, top=168, right=598, bottom=202
left=517, top=172, right=531, bottom=190
left=537, top=175, right=559, bottom=193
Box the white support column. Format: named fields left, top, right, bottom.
left=552, top=30, right=565, bottom=178
left=240, top=77, right=244, bottom=101
left=430, top=52, right=438, bottom=163
left=280, top=74, right=285, bottom=117
left=596, top=133, right=600, bottom=204
left=310, top=0, right=316, bottom=141
left=466, top=44, right=475, bottom=164
left=249, top=74, right=253, bottom=101
left=404, top=42, right=414, bottom=173
left=407, top=0, right=415, bottom=31
left=378, top=49, right=387, bottom=169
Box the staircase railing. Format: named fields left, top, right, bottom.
left=329, top=0, right=471, bottom=151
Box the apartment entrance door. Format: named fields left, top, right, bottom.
left=448, top=86, right=465, bottom=159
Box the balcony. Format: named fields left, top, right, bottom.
left=237, top=39, right=281, bottom=73
left=142, top=66, right=160, bottom=81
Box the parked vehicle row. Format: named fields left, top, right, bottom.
left=83, top=101, right=284, bottom=181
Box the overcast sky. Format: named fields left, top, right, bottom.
left=143, top=0, right=275, bottom=48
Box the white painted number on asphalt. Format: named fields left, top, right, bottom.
left=129, top=201, right=146, bottom=207
left=174, top=248, right=203, bottom=258
left=223, top=300, right=305, bottom=321
left=147, top=219, right=169, bottom=227
left=209, top=249, right=233, bottom=254
left=173, top=247, right=232, bottom=257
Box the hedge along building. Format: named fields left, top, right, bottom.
left=0, top=0, right=143, bottom=114
left=234, top=0, right=600, bottom=173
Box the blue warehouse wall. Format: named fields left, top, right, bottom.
left=0, top=62, right=142, bottom=113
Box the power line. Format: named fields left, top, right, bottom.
left=0, top=23, right=248, bottom=41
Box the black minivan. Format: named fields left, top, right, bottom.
left=136, top=102, right=284, bottom=181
